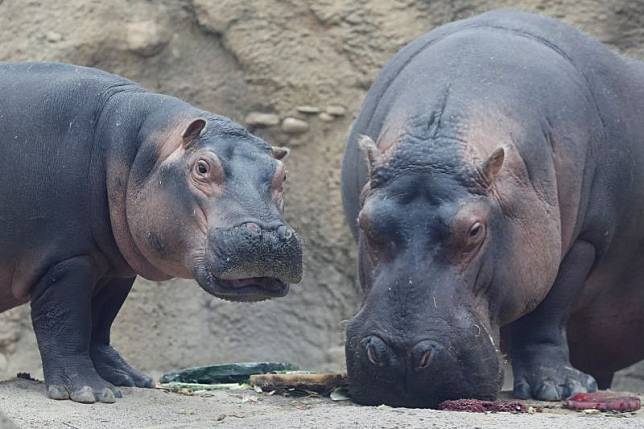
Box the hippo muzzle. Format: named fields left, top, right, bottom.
left=196, top=220, right=303, bottom=301
left=345, top=298, right=504, bottom=408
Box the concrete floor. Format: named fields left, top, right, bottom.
left=0, top=378, right=643, bottom=429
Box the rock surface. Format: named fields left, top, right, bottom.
left=245, top=112, right=280, bottom=127
left=297, top=105, right=321, bottom=114
left=281, top=117, right=310, bottom=134
left=0, top=0, right=644, bottom=396
left=325, top=105, right=347, bottom=117
left=125, top=20, right=170, bottom=57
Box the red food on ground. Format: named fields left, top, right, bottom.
left=563, top=392, right=641, bottom=412
left=438, top=399, right=527, bottom=413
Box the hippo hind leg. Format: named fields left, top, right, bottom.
left=90, top=277, right=154, bottom=388
left=31, top=257, right=118, bottom=403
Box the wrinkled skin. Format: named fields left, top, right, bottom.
left=341, top=11, right=644, bottom=407
left=0, top=62, right=302, bottom=403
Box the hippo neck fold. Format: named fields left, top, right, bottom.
left=92, top=89, right=192, bottom=281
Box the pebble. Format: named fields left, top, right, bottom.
left=45, top=31, right=62, bottom=43
left=126, top=21, right=168, bottom=57
left=245, top=112, right=280, bottom=127
left=318, top=112, right=335, bottom=122
left=296, top=105, right=321, bottom=114
left=326, top=104, right=347, bottom=117
left=281, top=117, right=309, bottom=134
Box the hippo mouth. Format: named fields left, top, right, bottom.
left=197, top=270, right=290, bottom=302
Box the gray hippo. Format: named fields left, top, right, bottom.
left=341, top=10, right=644, bottom=407
left=0, top=63, right=302, bottom=403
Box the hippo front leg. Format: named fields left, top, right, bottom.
left=30, top=257, right=118, bottom=403
left=510, top=240, right=598, bottom=401
left=90, top=277, right=154, bottom=388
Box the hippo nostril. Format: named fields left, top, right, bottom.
left=362, top=335, right=387, bottom=367
left=417, top=350, right=432, bottom=369
left=243, top=222, right=261, bottom=234
left=367, top=344, right=379, bottom=366
left=411, top=340, right=439, bottom=372
left=277, top=225, right=293, bottom=240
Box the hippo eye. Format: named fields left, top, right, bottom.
left=469, top=222, right=482, bottom=238
left=466, top=222, right=486, bottom=247
left=195, top=159, right=210, bottom=176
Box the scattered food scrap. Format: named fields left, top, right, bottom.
left=250, top=372, right=347, bottom=395
left=563, top=391, right=641, bottom=412
left=330, top=386, right=351, bottom=401
left=159, top=363, right=349, bottom=400
left=159, top=382, right=249, bottom=396
left=438, top=399, right=528, bottom=413
left=160, top=362, right=299, bottom=384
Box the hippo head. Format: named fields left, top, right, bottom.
left=345, top=131, right=560, bottom=407
left=120, top=115, right=302, bottom=302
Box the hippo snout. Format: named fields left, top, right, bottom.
left=345, top=318, right=503, bottom=408
left=208, top=220, right=303, bottom=283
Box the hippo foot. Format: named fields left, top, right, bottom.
left=45, top=359, right=120, bottom=404
left=91, top=344, right=154, bottom=388
left=512, top=353, right=597, bottom=401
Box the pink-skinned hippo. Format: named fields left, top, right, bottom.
left=0, top=62, right=302, bottom=403
left=342, top=10, right=644, bottom=407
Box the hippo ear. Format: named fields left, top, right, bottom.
left=181, top=118, right=208, bottom=147
left=480, top=146, right=505, bottom=187
left=271, top=146, right=290, bottom=160
left=358, top=135, right=379, bottom=174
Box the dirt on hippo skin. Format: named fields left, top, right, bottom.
left=2, top=0, right=644, bottom=406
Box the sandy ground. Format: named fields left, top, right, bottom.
left=0, top=378, right=642, bottom=429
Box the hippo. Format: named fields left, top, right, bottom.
left=341, top=10, right=644, bottom=407
left=0, top=62, right=302, bottom=403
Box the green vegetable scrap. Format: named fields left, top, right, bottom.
left=159, top=382, right=249, bottom=395
left=160, top=362, right=299, bottom=384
